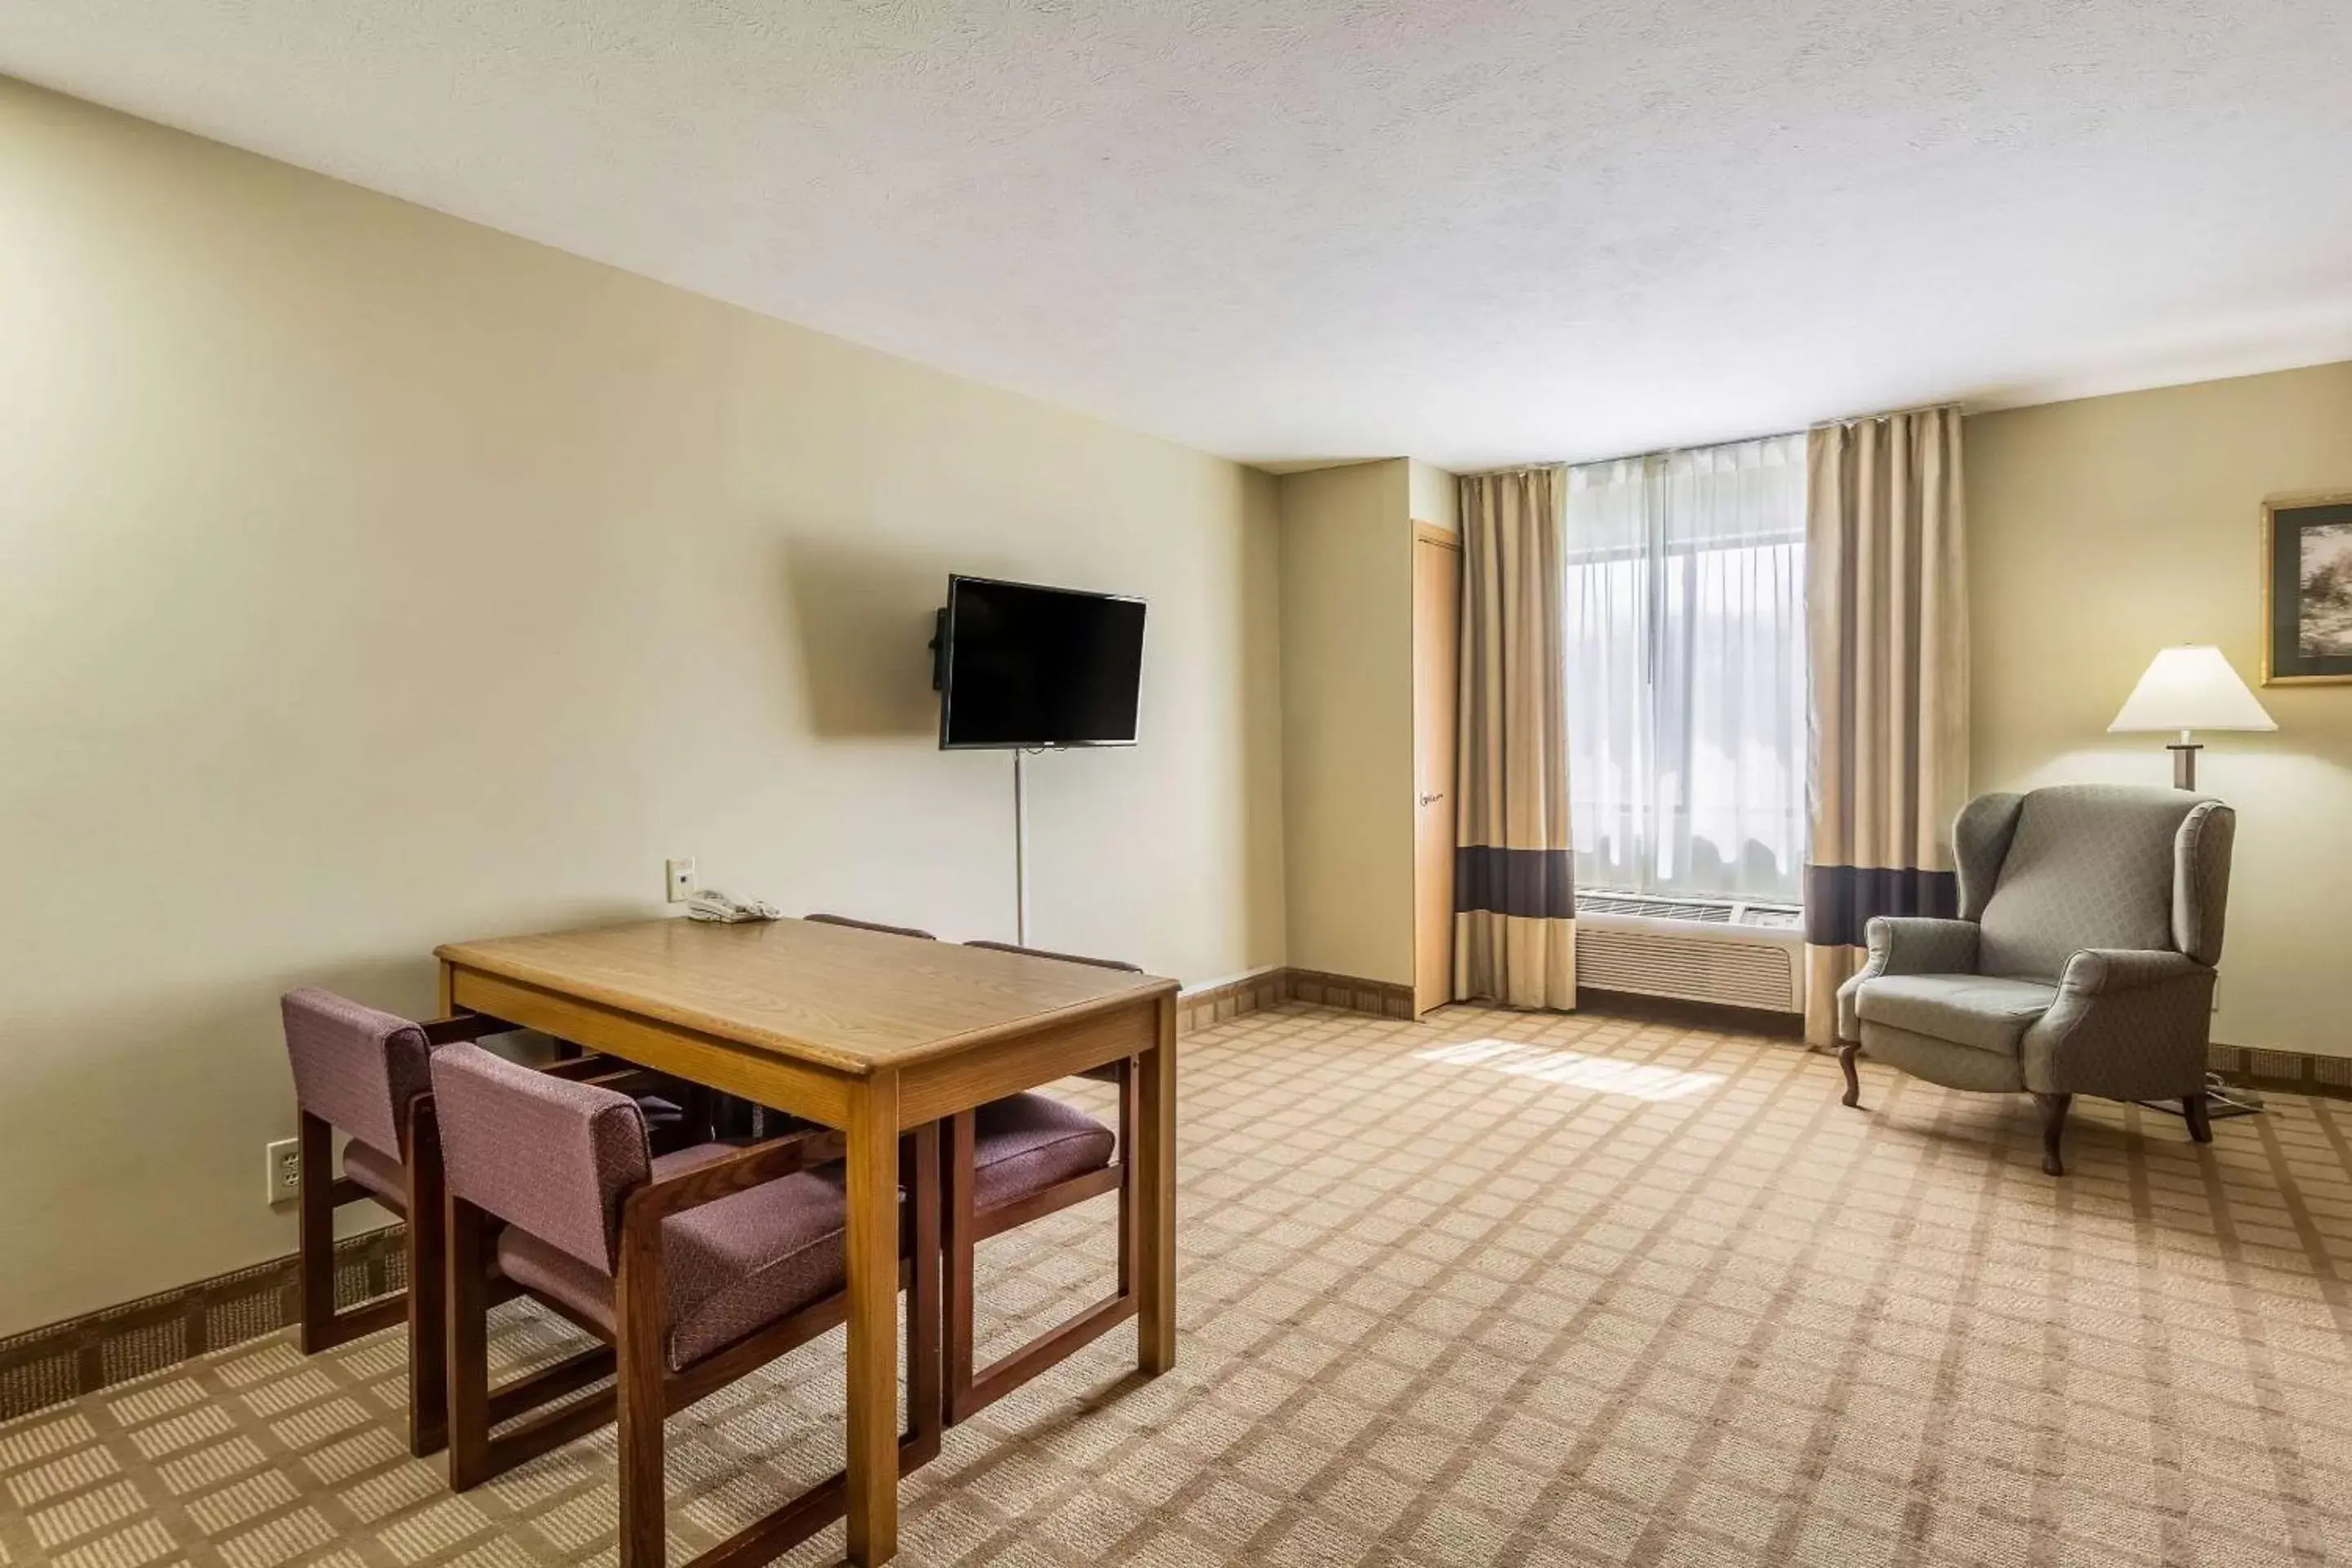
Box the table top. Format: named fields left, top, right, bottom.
left=436, top=917, right=1176, bottom=1076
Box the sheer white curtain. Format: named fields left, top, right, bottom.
left=1565, top=434, right=1807, bottom=903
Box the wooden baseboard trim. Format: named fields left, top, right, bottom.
left=1175, top=970, right=1288, bottom=1035
left=2208, top=1043, right=2352, bottom=1101
left=1282, top=969, right=1417, bottom=1020
left=0, top=1226, right=407, bottom=1422
left=1176, top=968, right=1417, bottom=1031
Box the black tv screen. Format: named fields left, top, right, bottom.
left=938, top=576, right=1146, bottom=749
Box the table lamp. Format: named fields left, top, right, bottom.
left=2108, top=645, right=2275, bottom=790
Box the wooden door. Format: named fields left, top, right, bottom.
left=1412, top=525, right=1462, bottom=1016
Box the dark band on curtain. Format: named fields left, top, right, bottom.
left=1803, top=864, right=1958, bottom=947
left=1455, top=846, right=1575, bottom=920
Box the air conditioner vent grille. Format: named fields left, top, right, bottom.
left=1574, top=893, right=1803, bottom=929
left=1576, top=926, right=1799, bottom=1013
left=1579, top=894, right=1731, bottom=923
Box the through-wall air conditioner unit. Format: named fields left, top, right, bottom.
left=1574, top=895, right=1806, bottom=1014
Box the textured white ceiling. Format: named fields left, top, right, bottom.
left=6, top=1, right=2350, bottom=470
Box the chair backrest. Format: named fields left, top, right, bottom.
left=964, top=940, right=1142, bottom=973
left=804, top=913, right=938, bottom=941
left=430, top=1041, right=652, bottom=1276
left=1971, top=783, right=2235, bottom=979
left=281, top=988, right=434, bottom=1156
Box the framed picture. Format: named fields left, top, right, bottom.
left=2265, top=492, right=2352, bottom=685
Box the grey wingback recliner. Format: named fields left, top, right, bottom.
left=1834, top=783, right=2236, bottom=1175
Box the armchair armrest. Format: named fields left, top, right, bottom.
left=2024, top=948, right=2216, bottom=1098
left=1865, top=917, right=1980, bottom=977
left=2054, top=948, right=2203, bottom=996
left=624, top=1128, right=849, bottom=1227
left=1835, top=917, right=1980, bottom=1042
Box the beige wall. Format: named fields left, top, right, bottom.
left=1408, top=460, right=1459, bottom=533
left=1274, top=461, right=1416, bottom=983
left=0, top=80, right=1286, bottom=1333
left=1970, top=361, right=2352, bottom=1059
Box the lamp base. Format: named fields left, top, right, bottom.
left=2167, top=742, right=2201, bottom=791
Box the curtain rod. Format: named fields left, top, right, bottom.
left=1453, top=461, right=1570, bottom=480
left=1462, top=424, right=1801, bottom=478
left=1808, top=399, right=1966, bottom=430
left=1455, top=399, right=1965, bottom=480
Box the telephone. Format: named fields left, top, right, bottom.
left=685, top=889, right=782, bottom=924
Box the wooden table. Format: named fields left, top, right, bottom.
left=434, top=917, right=1179, bottom=1566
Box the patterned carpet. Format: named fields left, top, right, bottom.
left=4, top=1001, right=2350, bottom=1568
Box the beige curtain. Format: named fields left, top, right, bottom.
left=1803, top=407, right=1969, bottom=1043
left=1455, top=466, right=1577, bottom=1009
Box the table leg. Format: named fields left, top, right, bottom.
left=844, top=1070, right=901, bottom=1566
left=1137, top=993, right=1178, bottom=1375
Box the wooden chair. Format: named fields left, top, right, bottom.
left=804, top=912, right=939, bottom=941
left=430, top=1042, right=941, bottom=1568
left=792, top=922, right=1139, bottom=1419
left=277, top=992, right=595, bottom=1451
left=279, top=989, right=691, bottom=1456
left=947, top=942, right=1138, bottom=1422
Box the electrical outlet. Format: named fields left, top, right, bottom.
left=666, top=857, right=697, bottom=903
left=265, top=1138, right=301, bottom=1205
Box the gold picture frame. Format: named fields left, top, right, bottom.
left=2262, top=491, right=2352, bottom=685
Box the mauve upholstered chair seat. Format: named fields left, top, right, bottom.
left=972, top=1093, right=1115, bottom=1210
left=341, top=1139, right=410, bottom=1215
left=497, top=1143, right=855, bottom=1370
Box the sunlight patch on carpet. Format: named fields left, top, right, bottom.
left=1411, top=1038, right=1723, bottom=1102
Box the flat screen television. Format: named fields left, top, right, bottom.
left=936, top=575, right=1146, bottom=749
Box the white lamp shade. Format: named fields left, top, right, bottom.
left=2109, top=646, right=2276, bottom=733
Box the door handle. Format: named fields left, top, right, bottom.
left=1419, top=792, right=1445, bottom=806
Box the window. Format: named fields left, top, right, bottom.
left=1564, top=434, right=1808, bottom=906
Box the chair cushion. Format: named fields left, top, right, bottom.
left=973, top=1093, right=1116, bottom=1211
left=341, top=1138, right=408, bottom=1217
left=495, top=1142, right=856, bottom=1371
left=1856, top=973, right=2059, bottom=1057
